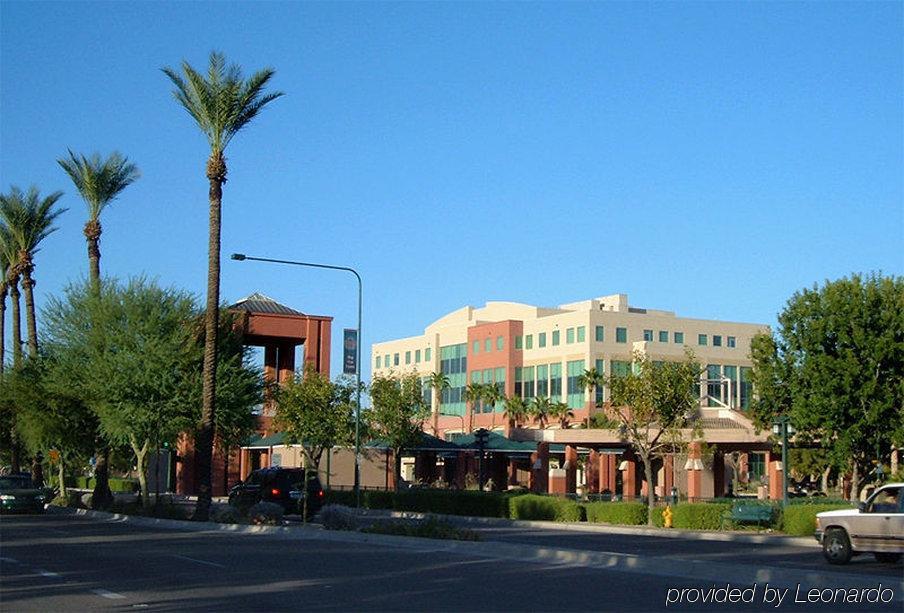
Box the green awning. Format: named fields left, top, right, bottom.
left=246, top=432, right=287, bottom=448
left=365, top=431, right=461, bottom=452
left=451, top=431, right=538, bottom=453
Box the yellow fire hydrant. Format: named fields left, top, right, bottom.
left=663, top=505, right=673, bottom=528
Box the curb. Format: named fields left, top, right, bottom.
left=47, top=505, right=903, bottom=600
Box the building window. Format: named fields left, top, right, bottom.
left=485, top=338, right=492, bottom=353
left=525, top=334, right=533, bottom=349
left=723, top=365, right=737, bottom=408
left=707, top=364, right=721, bottom=406
left=740, top=366, right=752, bottom=410
left=566, top=328, right=574, bottom=344
left=515, top=336, right=523, bottom=350
left=616, top=327, right=627, bottom=343
left=552, top=330, right=560, bottom=346
left=421, top=377, right=432, bottom=409
left=405, top=351, right=411, bottom=365
left=394, top=353, right=400, bottom=366
left=566, top=360, right=585, bottom=409
left=536, top=364, right=549, bottom=397
left=384, top=354, right=389, bottom=367
left=713, top=335, right=722, bottom=347
left=748, top=452, right=766, bottom=480
left=522, top=366, right=534, bottom=399
left=674, top=332, right=684, bottom=345
left=658, top=330, right=668, bottom=343
left=472, top=340, right=479, bottom=355
left=698, top=334, right=708, bottom=346
left=425, top=348, right=431, bottom=362
left=577, top=326, right=585, bottom=343
left=415, top=349, right=421, bottom=363
left=611, top=360, right=631, bottom=378
left=550, top=363, right=562, bottom=400
left=539, top=332, right=547, bottom=348
left=595, top=359, right=605, bottom=403
left=376, top=356, right=382, bottom=369
left=514, top=368, right=523, bottom=397
left=440, top=344, right=467, bottom=414
left=496, top=336, right=504, bottom=351
left=727, top=336, right=736, bottom=348
left=643, top=329, right=653, bottom=342
left=595, top=326, right=604, bottom=342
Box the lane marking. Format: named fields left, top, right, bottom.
left=171, top=554, right=226, bottom=569
left=0, top=557, right=19, bottom=564
left=37, top=569, right=61, bottom=578
left=91, top=589, right=126, bottom=600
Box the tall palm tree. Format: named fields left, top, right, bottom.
left=164, top=51, right=283, bottom=520
left=579, top=366, right=605, bottom=427
left=0, top=212, right=23, bottom=371
left=481, top=383, right=503, bottom=430
left=57, top=151, right=138, bottom=509
left=550, top=401, right=575, bottom=429
left=0, top=224, right=17, bottom=472
left=0, top=186, right=66, bottom=358
left=530, top=396, right=552, bottom=430
left=0, top=230, right=11, bottom=374
left=57, top=151, right=140, bottom=292
left=428, top=371, right=450, bottom=435
left=464, top=382, right=484, bottom=432
left=503, top=395, right=530, bottom=429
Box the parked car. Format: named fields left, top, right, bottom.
left=816, top=482, right=903, bottom=564
left=0, top=474, right=46, bottom=514
left=228, top=468, right=324, bottom=516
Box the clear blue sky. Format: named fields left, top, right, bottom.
left=1, top=1, right=902, bottom=379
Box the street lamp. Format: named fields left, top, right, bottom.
left=772, top=415, right=795, bottom=507
left=231, top=252, right=363, bottom=509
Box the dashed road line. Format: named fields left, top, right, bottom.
left=171, top=554, right=226, bottom=569
left=91, top=588, right=126, bottom=600
left=37, top=569, right=61, bottom=578
left=0, top=557, right=19, bottom=564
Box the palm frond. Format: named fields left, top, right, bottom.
left=0, top=185, right=67, bottom=257
left=58, top=151, right=139, bottom=221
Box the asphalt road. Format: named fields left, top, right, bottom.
left=1, top=513, right=901, bottom=612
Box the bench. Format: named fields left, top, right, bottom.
left=721, top=502, right=774, bottom=529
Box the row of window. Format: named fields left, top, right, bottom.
left=375, top=329, right=740, bottom=370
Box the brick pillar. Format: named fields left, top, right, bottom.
left=607, top=454, right=617, bottom=493
left=587, top=450, right=600, bottom=494
left=549, top=469, right=566, bottom=495
left=768, top=458, right=783, bottom=501
left=531, top=443, right=549, bottom=493
left=687, top=442, right=703, bottom=501
left=564, top=445, right=578, bottom=494
left=621, top=456, right=637, bottom=500
left=278, top=343, right=295, bottom=384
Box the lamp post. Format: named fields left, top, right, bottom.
left=231, top=253, right=363, bottom=509
left=772, top=415, right=795, bottom=508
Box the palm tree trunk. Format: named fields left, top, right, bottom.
left=85, top=223, right=101, bottom=295
left=7, top=277, right=22, bottom=473
left=0, top=282, right=7, bottom=373
left=193, top=153, right=225, bottom=521
left=20, top=269, right=38, bottom=358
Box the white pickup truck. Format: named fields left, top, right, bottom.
left=816, top=482, right=903, bottom=565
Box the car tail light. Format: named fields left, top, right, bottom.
left=318, top=490, right=324, bottom=498
left=271, top=488, right=281, bottom=496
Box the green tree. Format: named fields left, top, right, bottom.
left=43, top=278, right=198, bottom=509
left=549, top=401, right=575, bottom=429
left=464, top=381, right=485, bottom=431
left=427, top=371, right=450, bottom=435
left=481, top=382, right=503, bottom=429
left=368, top=372, right=430, bottom=491
left=163, top=52, right=283, bottom=520
left=0, top=248, right=8, bottom=374
left=607, top=350, right=701, bottom=524
left=749, top=273, right=904, bottom=499
left=530, top=396, right=552, bottom=429
left=503, top=395, right=530, bottom=429
left=579, top=367, right=605, bottom=406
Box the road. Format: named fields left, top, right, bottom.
left=0, top=513, right=900, bottom=612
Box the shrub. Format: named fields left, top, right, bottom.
left=510, top=494, right=584, bottom=522
left=781, top=503, right=853, bottom=536
left=248, top=501, right=285, bottom=525
left=69, top=477, right=139, bottom=492
left=584, top=501, right=647, bottom=525
left=671, top=503, right=731, bottom=530
left=363, top=516, right=480, bottom=541
left=319, top=504, right=360, bottom=531
left=649, top=506, right=665, bottom=527
left=211, top=506, right=246, bottom=524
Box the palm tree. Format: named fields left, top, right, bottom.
left=550, top=401, right=575, bottom=429
left=0, top=229, right=11, bottom=374
left=481, top=383, right=503, bottom=430
left=464, top=382, right=484, bottom=432
left=503, top=395, right=530, bottom=429
left=0, top=213, right=23, bottom=371
left=0, top=187, right=66, bottom=358
left=57, top=152, right=138, bottom=509
left=428, top=371, right=450, bottom=435
left=163, top=51, right=283, bottom=520
left=579, top=366, right=605, bottom=427
left=0, top=224, right=18, bottom=472
left=57, top=151, right=139, bottom=292
left=530, top=396, right=552, bottom=429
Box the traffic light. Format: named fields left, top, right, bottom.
left=474, top=428, right=490, bottom=450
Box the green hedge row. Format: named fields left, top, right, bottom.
left=585, top=501, right=648, bottom=525
left=781, top=503, right=853, bottom=536
left=672, top=503, right=731, bottom=530
left=68, top=477, right=139, bottom=492
left=510, top=494, right=585, bottom=522
left=325, top=489, right=526, bottom=518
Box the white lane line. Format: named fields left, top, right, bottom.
left=91, top=589, right=126, bottom=600
left=37, top=569, right=61, bottom=578
left=171, top=554, right=226, bottom=569
left=0, top=557, right=19, bottom=564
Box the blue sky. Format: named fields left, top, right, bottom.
left=1, top=1, right=901, bottom=379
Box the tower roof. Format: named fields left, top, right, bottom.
left=229, top=293, right=306, bottom=317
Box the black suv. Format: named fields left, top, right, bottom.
left=228, top=468, right=324, bottom=516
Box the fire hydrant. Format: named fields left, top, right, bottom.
left=663, top=505, right=673, bottom=528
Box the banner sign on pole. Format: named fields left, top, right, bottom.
left=343, top=328, right=358, bottom=375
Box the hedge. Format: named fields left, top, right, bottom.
left=509, top=494, right=584, bottom=522
left=781, top=503, right=854, bottom=536
left=69, top=476, right=138, bottom=492
left=324, top=488, right=526, bottom=518
left=584, top=501, right=647, bottom=525
left=671, top=502, right=731, bottom=530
